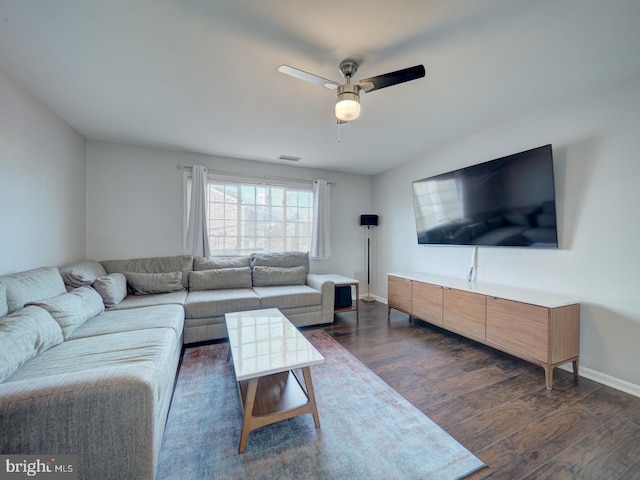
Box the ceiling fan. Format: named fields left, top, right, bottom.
left=278, top=59, right=426, bottom=123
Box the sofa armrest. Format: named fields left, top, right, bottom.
left=306, top=274, right=335, bottom=324
left=0, top=368, right=158, bottom=480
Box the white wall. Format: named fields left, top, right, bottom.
left=372, top=75, right=640, bottom=390
left=86, top=140, right=372, bottom=280
left=0, top=68, right=86, bottom=275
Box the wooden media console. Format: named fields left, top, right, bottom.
left=388, top=272, right=580, bottom=389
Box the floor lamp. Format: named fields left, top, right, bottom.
left=360, top=214, right=378, bottom=302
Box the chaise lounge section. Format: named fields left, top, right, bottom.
left=0, top=266, right=184, bottom=480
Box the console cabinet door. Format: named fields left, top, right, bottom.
left=411, top=282, right=443, bottom=326
left=443, top=288, right=486, bottom=342
left=486, top=297, right=548, bottom=362
left=388, top=276, right=412, bottom=314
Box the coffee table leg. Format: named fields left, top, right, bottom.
left=301, top=367, right=320, bottom=428
left=239, top=378, right=259, bottom=454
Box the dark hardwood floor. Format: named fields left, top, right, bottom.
left=319, top=300, right=640, bottom=480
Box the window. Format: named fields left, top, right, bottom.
left=203, top=177, right=314, bottom=255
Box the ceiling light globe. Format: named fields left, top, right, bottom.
left=335, top=98, right=360, bottom=121
left=335, top=84, right=361, bottom=121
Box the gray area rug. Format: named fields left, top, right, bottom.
left=156, top=329, right=485, bottom=479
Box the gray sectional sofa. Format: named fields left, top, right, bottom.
left=0, top=251, right=335, bottom=480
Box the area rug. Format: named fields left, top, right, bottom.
left=156, top=329, right=485, bottom=480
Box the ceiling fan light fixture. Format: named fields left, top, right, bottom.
left=335, top=84, right=360, bottom=121
left=279, top=60, right=425, bottom=124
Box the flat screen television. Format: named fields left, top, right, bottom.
left=412, top=144, right=558, bottom=248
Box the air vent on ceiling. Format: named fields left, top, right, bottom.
left=278, top=155, right=301, bottom=162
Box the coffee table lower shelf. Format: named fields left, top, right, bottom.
left=237, top=367, right=320, bottom=453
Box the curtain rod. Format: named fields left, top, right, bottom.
left=177, top=164, right=337, bottom=186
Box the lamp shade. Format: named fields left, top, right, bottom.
left=360, top=214, right=378, bottom=226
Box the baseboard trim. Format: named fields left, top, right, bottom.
left=358, top=294, right=386, bottom=303
left=559, top=364, right=640, bottom=398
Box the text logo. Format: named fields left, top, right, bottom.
left=0, top=456, right=77, bottom=480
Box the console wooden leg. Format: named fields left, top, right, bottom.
left=572, top=359, right=579, bottom=379
left=238, top=378, right=258, bottom=454
left=544, top=365, right=553, bottom=390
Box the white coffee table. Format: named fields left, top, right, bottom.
left=225, top=308, right=325, bottom=453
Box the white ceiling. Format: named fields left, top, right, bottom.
left=1, top=0, right=640, bottom=175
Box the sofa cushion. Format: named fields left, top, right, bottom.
left=250, top=251, right=309, bottom=272
left=59, top=260, right=108, bottom=290
left=4, top=328, right=178, bottom=389
left=68, top=304, right=184, bottom=342
left=124, top=271, right=185, bottom=295
left=109, top=291, right=188, bottom=310
left=0, top=305, right=64, bottom=382
left=252, top=285, right=322, bottom=309
left=92, top=273, right=127, bottom=307
left=184, top=289, right=260, bottom=319
left=28, top=286, right=105, bottom=338
left=0, top=284, right=7, bottom=318
left=101, top=255, right=193, bottom=289
left=0, top=267, right=67, bottom=314
left=188, top=267, right=252, bottom=291
left=193, top=256, right=250, bottom=271
left=252, top=265, right=306, bottom=287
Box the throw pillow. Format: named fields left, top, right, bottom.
left=93, top=273, right=127, bottom=308
left=252, top=265, right=306, bottom=287
left=0, top=267, right=67, bottom=314
left=124, top=271, right=185, bottom=295
left=188, top=267, right=252, bottom=291
left=0, top=305, right=65, bottom=383
left=59, top=260, right=108, bottom=290
left=193, top=256, right=251, bottom=271
left=27, top=287, right=105, bottom=339
left=101, top=255, right=192, bottom=289
left=0, top=284, right=7, bottom=318
left=250, top=251, right=310, bottom=272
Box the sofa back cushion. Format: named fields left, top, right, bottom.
left=124, top=271, right=185, bottom=295
left=101, top=255, right=193, bottom=289
left=250, top=251, right=310, bottom=273
left=193, top=256, right=251, bottom=271
left=28, top=286, right=105, bottom=338
left=59, top=260, right=108, bottom=290
left=0, top=305, right=64, bottom=383
left=188, top=267, right=252, bottom=291
left=0, top=284, right=7, bottom=318
left=0, top=267, right=67, bottom=314
left=252, top=265, right=306, bottom=287
left=92, top=273, right=128, bottom=308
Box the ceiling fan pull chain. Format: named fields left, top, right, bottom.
left=337, top=120, right=341, bottom=143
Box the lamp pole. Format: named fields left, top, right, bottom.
left=362, top=224, right=375, bottom=303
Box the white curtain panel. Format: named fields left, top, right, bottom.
left=184, top=165, right=211, bottom=257
left=311, top=180, right=331, bottom=259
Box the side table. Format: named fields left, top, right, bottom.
left=320, top=274, right=360, bottom=322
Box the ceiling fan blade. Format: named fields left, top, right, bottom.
left=278, top=65, right=339, bottom=90
left=358, top=65, right=425, bottom=93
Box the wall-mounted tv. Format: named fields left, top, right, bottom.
left=412, top=144, right=558, bottom=248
